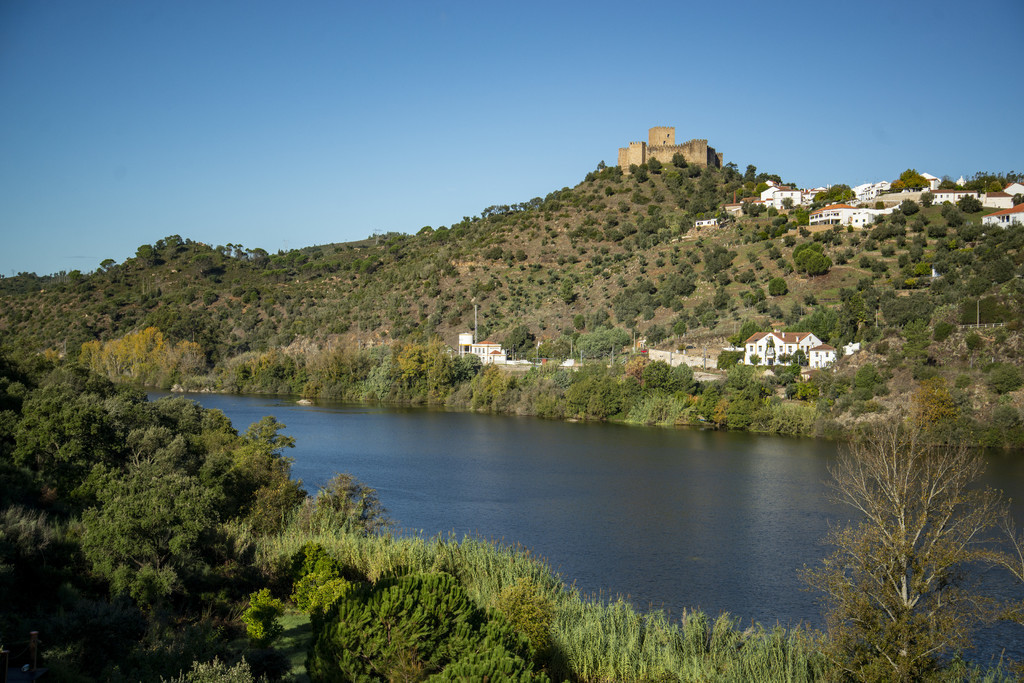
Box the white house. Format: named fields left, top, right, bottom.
left=1004, top=182, right=1024, bottom=197
left=694, top=218, right=719, bottom=228
left=931, top=189, right=979, bottom=204
left=982, top=204, right=1024, bottom=229
left=921, top=173, right=941, bottom=191
left=983, top=192, right=1014, bottom=210
left=458, top=333, right=508, bottom=364
left=852, top=181, right=891, bottom=203
left=759, top=184, right=803, bottom=210
left=744, top=331, right=833, bottom=367
left=809, top=204, right=892, bottom=227
left=808, top=344, right=837, bottom=369
left=809, top=203, right=857, bottom=226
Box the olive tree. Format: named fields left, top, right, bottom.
left=803, top=417, right=1004, bottom=681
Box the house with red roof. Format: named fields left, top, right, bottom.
left=932, top=189, right=979, bottom=204
left=983, top=191, right=1014, bottom=210
left=809, top=204, right=892, bottom=228
left=1003, top=182, right=1024, bottom=197
left=982, top=203, right=1024, bottom=229
left=760, top=183, right=804, bottom=210
left=743, top=331, right=836, bottom=368
left=457, top=333, right=509, bottom=364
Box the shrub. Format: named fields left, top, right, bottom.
left=768, top=277, right=788, bottom=296
left=242, top=588, right=284, bottom=648
left=497, top=578, right=555, bottom=658
left=161, top=658, right=256, bottom=683
left=308, top=573, right=542, bottom=681
left=933, top=321, right=954, bottom=342
left=291, top=544, right=352, bottom=615
left=988, top=363, right=1023, bottom=395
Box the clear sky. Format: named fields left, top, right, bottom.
left=1, top=0, right=1021, bottom=277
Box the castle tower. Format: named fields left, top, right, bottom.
left=648, top=126, right=675, bottom=147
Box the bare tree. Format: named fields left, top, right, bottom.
left=803, top=417, right=1004, bottom=682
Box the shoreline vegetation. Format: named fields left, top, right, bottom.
left=79, top=325, right=1024, bottom=449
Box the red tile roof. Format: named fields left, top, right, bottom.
left=987, top=204, right=1024, bottom=217
left=745, top=331, right=817, bottom=344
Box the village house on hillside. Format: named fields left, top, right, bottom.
left=457, top=332, right=508, bottom=364
left=744, top=331, right=836, bottom=369
left=809, top=203, right=894, bottom=228
left=759, top=182, right=803, bottom=210
left=932, top=189, right=979, bottom=204
left=982, top=204, right=1024, bottom=229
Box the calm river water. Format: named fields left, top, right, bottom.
left=153, top=392, right=1024, bottom=660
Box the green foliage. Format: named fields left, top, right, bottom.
left=291, top=543, right=352, bottom=615
left=82, top=459, right=220, bottom=607
left=958, top=194, right=982, bottom=213
left=814, top=184, right=854, bottom=203
left=497, top=577, right=555, bottom=658
left=793, top=242, right=832, bottom=276
left=242, top=588, right=284, bottom=648
left=933, top=321, right=954, bottom=342
left=160, top=658, right=257, bottom=683
left=768, top=276, right=788, bottom=296
left=717, top=350, right=743, bottom=368
left=892, top=169, right=929, bottom=190
left=988, top=363, right=1023, bottom=395
left=308, top=572, right=542, bottom=681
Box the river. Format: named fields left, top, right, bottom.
left=153, top=392, right=1024, bottom=661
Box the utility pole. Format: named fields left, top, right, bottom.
left=474, top=303, right=478, bottom=343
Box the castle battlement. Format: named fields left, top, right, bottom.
left=617, top=127, right=722, bottom=173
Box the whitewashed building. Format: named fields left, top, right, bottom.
left=760, top=184, right=803, bottom=210
left=1003, top=182, right=1024, bottom=197
left=852, top=181, right=892, bottom=203
left=694, top=218, right=719, bottom=228
left=809, top=204, right=893, bottom=227
left=808, top=344, right=838, bottom=369
left=982, top=204, right=1024, bottom=229
left=932, top=189, right=979, bottom=204
left=983, top=192, right=1014, bottom=210
left=457, top=333, right=508, bottom=365
left=743, top=331, right=835, bottom=368
left=809, top=203, right=857, bottom=226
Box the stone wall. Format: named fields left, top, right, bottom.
left=618, top=128, right=722, bottom=173
left=648, top=126, right=675, bottom=147
left=617, top=141, right=647, bottom=169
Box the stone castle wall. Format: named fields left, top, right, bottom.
left=617, top=141, right=647, bottom=169
left=618, top=127, right=722, bottom=174
left=648, top=126, right=675, bottom=147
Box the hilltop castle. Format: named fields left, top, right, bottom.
left=617, top=127, right=722, bottom=174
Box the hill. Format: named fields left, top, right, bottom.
left=2, top=160, right=1024, bottom=442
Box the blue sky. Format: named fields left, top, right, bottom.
left=1, top=0, right=1022, bottom=277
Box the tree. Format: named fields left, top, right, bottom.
left=814, top=184, right=855, bottom=204
left=803, top=418, right=1004, bottom=681
left=81, top=459, right=219, bottom=607
left=891, top=169, right=929, bottom=191
left=504, top=325, right=536, bottom=356
left=957, top=195, right=982, bottom=213
left=793, top=242, right=832, bottom=277
left=768, top=277, right=788, bottom=296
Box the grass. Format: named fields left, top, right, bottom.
left=277, top=612, right=312, bottom=683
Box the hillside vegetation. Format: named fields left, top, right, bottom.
left=2, top=162, right=1024, bottom=442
